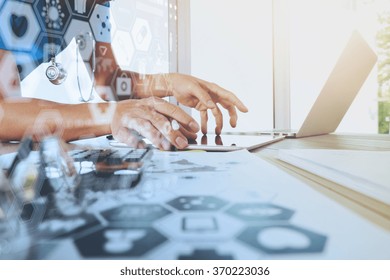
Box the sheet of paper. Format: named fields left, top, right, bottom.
left=278, top=149, right=390, bottom=205
left=66, top=149, right=390, bottom=260
left=2, top=148, right=390, bottom=260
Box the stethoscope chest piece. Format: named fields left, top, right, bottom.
left=46, top=57, right=68, bottom=85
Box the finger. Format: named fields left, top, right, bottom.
left=168, top=118, right=198, bottom=140
left=203, top=82, right=249, bottom=113
left=125, top=117, right=168, bottom=150
left=215, top=135, right=223, bottom=145
left=143, top=109, right=189, bottom=150
left=224, top=93, right=248, bottom=113
left=227, top=106, right=238, bottom=128
left=147, top=97, right=200, bottom=133
left=201, top=134, right=208, bottom=145
left=209, top=105, right=223, bottom=135
left=136, top=139, right=147, bottom=149
left=179, top=126, right=198, bottom=140
left=113, top=127, right=143, bottom=148
left=200, top=110, right=208, bottom=135
left=187, top=83, right=216, bottom=110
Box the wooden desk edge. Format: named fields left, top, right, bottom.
left=256, top=152, right=390, bottom=231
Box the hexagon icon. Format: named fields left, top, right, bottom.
left=167, top=196, right=228, bottom=212
left=157, top=212, right=244, bottom=242
left=237, top=225, right=327, bottom=255
left=94, top=85, right=115, bottom=101
left=64, top=19, right=94, bottom=61
left=101, top=204, right=172, bottom=227
left=0, top=1, right=41, bottom=51
left=88, top=102, right=117, bottom=125
left=149, top=39, right=169, bottom=73
left=36, top=211, right=102, bottom=239
left=178, top=249, right=234, bottom=260
left=69, top=0, right=96, bottom=19
left=32, top=110, right=65, bottom=139
left=145, top=72, right=171, bottom=100
left=90, top=3, right=112, bottom=43
left=131, top=18, right=152, bottom=52
left=0, top=172, right=19, bottom=220
left=110, top=0, right=136, bottom=31
left=20, top=201, right=46, bottom=230
left=112, top=30, right=135, bottom=70
left=75, top=226, right=168, bottom=258
left=33, top=0, right=72, bottom=35
left=226, top=203, right=294, bottom=222
left=33, top=33, right=65, bottom=63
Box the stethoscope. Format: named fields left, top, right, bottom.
left=45, top=32, right=96, bottom=102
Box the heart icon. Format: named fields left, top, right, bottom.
left=10, top=14, right=28, bottom=38
left=257, top=227, right=310, bottom=250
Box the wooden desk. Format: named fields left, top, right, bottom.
left=252, top=133, right=390, bottom=230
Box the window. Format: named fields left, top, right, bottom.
left=289, top=0, right=390, bottom=134
left=189, top=0, right=274, bottom=132
left=189, top=0, right=390, bottom=134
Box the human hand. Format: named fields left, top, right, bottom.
left=165, top=73, right=248, bottom=134
left=111, top=97, right=200, bottom=150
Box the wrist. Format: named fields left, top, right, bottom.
left=134, top=73, right=173, bottom=98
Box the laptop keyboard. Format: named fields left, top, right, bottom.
left=68, top=147, right=151, bottom=190
left=69, top=147, right=150, bottom=165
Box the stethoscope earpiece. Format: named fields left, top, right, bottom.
left=46, top=57, right=68, bottom=85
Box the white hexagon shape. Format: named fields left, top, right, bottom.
left=89, top=4, right=112, bottom=43
left=131, top=18, right=152, bottom=52
left=64, top=19, right=93, bottom=61
left=95, top=85, right=115, bottom=101
left=112, top=30, right=135, bottom=71
left=110, top=0, right=136, bottom=31
left=0, top=1, right=41, bottom=51
left=32, top=110, right=65, bottom=139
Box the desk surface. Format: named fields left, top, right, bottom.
left=257, top=133, right=390, bottom=152
left=253, top=133, right=390, bottom=229
left=1, top=133, right=390, bottom=260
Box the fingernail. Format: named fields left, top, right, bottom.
left=176, top=136, right=188, bottom=148
left=189, top=121, right=199, bottom=131
left=171, top=120, right=180, bottom=131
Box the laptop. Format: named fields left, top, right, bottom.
left=69, top=31, right=375, bottom=153
left=184, top=30, right=377, bottom=151
left=185, top=133, right=285, bottom=151
left=266, top=30, right=377, bottom=138
left=106, top=132, right=284, bottom=152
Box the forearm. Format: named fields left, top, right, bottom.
left=0, top=98, right=111, bottom=142
left=92, top=42, right=173, bottom=100
left=131, top=73, right=173, bottom=99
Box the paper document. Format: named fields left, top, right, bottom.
left=1, top=147, right=390, bottom=259
left=278, top=149, right=390, bottom=206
